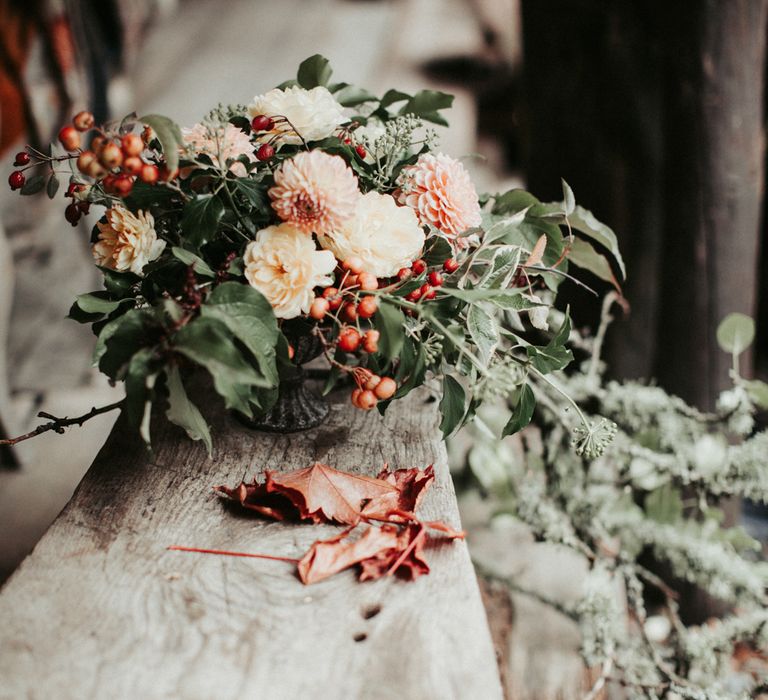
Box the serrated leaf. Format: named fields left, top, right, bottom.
left=526, top=312, right=573, bottom=374
left=439, top=375, right=466, bottom=438
left=166, top=365, right=212, bottom=456
left=568, top=205, right=626, bottom=280
left=440, top=287, right=540, bottom=311
left=467, top=304, right=498, bottom=364
left=502, top=384, right=535, bottom=436
left=181, top=194, right=225, bottom=247
left=200, top=282, right=279, bottom=386
left=139, top=114, right=183, bottom=173
left=297, top=54, right=332, bottom=89
left=717, top=313, right=755, bottom=355
left=480, top=246, right=521, bottom=289
left=171, top=247, right=215, bottom=277
left=374, top=300, right=406, bottom=362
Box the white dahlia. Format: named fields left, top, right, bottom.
left=92, top=206, right=165, bottom=275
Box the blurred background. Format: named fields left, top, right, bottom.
left=0, top=0, right=766, bottom=693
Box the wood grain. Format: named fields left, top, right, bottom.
left=0, top=386, right=502, bottom=700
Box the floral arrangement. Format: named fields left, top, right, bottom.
left=6, top=55, right=623, bottom=452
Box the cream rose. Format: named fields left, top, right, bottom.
left=247, top=85, right=345, bottom=145
left=92, top=206, right=165, bottom=275
left=317, top=192, right=425, bottom=278
left=244, top=223, right=336, bottom=319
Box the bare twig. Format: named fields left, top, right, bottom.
left=0, top=401, right=124, bottom=447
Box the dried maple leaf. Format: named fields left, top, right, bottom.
left=214, top=480, right=301, bottom=521
left=362, top=465, right=435, bottom=521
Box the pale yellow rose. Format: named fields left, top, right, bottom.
left=317, top=192, right=425, bottom=278
left=247, top=85, right=345, bottom=145
left=244, top=223, right=336, bottom=319
left=92, top=206, right=165, bottom=275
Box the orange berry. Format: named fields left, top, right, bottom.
left=99, top=142, right=123, bottom=169
left=58, top=126, right=81, bottom=151
left=72, top=111, right=95, bottom=132
left=351, top=388, right=363, bottom=408
left=112, top=175, right=134, bottom=197
left=338, top=328, right=361, bottom=353
left=287, top=344, right=295, bottom=360
left=374, top=377, right=397, bottom=400
left=342, top=302, right=358, bottom=323
left=121, top=133, right=144, bottom=157
left=309, top=297, right=330, bottom=320
left=342, top=256, right=364, bottom=274
left=363, top=373, right=381, bottom=391
left=140, top=163, right=159, bottom=184
left=357, top=390, right=378, bottom=410
left=76, top=150, right=97, bottom=175
left=358, top=272, right=378, bottom=290
left=362, top=330, right=380, bottom=354
left=122, top=156, right=143, bottom=176
left=357, top=296, right=378, bottom=319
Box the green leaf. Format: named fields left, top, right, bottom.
left=46, top=173, right=60, bottom=199
left=374, top=300, right=406, bottom=362
left=171, top=247, right=215, bottom=277
left=492, top=189, right=541, bottom=216
left=334, top=84, right=378, bottom=106
left=165, top=365, right=212, bottom=456
left=441, top=287, right=540, bottom=311
left=124, top=347, right=159, bottom=446
left=20, top=174, right=45, bottom=196
left=717, top=313, right=755, bottom=355
left=173, top=316, right=271, bottom=416
left=567, top=237, right=616, bottom=284
left=200, top=282, right=279, bottom=386
left=743, top=379, right=768, bottom=410
left=379, top=89, right=412, bottom=109
left=467, top=304, right=499, bottom=364
left=233, top=178, right=270, bottom=212
left=645, top=484, right=684, bottom=525
left=480, top=246, right=522, bottom=289
left=526, top=312, right=573, bottom=373
left=423, top=236, right=454, bottom=267
left=181, top=194, right=225, bottom=247
left=439, top=375, right=466, bottom=438
left=139, top=114, right=183, bottom=173
left=502, top=384, right=535, bottom=436
left=398, top=89, right=454, bottom=126
left=561, top=179, right=575, bottom=216
left=74, top=292, right=127, bottom=315
left=297, top=54, right=332, bottom=89
left=568, top=205, right=626, bottom=280
left=96, top=309, right=156, bottom=378
left=100, top=268, right=140, bottom=296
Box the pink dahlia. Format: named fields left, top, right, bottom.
left=397, top=153, right=482, bottom=245
left=268, top=151, right=360, bottom=237
left=181, top=123, right=256, bottom=177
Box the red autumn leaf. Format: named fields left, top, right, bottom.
left=297, top=525, right=400, bottom=584
left=358, top=523, right=431, bottom=582
left=361, top=465, right=436, bottom=521
left=213, top=480, right=300, bottom=521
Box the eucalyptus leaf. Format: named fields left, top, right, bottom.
left=717, top=313, right=755, bottom=355
left=561, top=179, right=576, bottom=216
left=46, top=173, right=60, bottom=199
left=20, top=174, right=45, bottom=196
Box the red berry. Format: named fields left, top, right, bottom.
left=406, top=288, right=422, bottom=302
left=8, top=171, right=25, bottom=190
left=357, top=272, right=378, bottom=291
left=355, top=145, right=367, bottom=158
left=342, top=273, right=359, bottom=288
left=374, top=377, right=397, bottom=400
left=102, top=174, right=118, bottom=194
left=64, top=202, right=81, bottom=226
left=121, top=133, right=144, bottom=157
left=13, top=152, right=30, bottom=166
left=113, top=175, right=134, bottom=197
left=427, top=271, right=443, bottom=287
left=338, top=328, right=361, bottom=353
left=342, top=256, right=364, bottom=274
left=250, top=115, right=274, bottom=132
left=140, top=163, right=159, bottom=184
left=77, top=200, right=91, bottom=214
left=396, top=267, right=412, bottom=281
left=66, top=182, right=84, bottom=197
left=99, top=142, right=123, bottom=169
left=357, top=390, right=378, bottom=411
left=363, top=373, right=381, bottom=391
left=351, top=388, right=363, bottom=408
left=420, top=283, right=436, bottom=300
left=256, top=143, right=275, bottom=160
left=323, top=286, right=342, bottom=310
left=343, top=137, right=352, bottom=145
left=309, top=297, right=330, bottom=320
left=362, top=330, right=380, bottom=354
left=443, top=258, right=460, bottom=273
left=342, top=302, right=358, bottom=323
left=158, top=164, right=179, bottom=182
left=77, top=150, right=96, bottom=175
left=58, top=125, right=81, bottom=151
left=72, top=111, right=95, bottom=132
left=411, top=259, right=426, bottom=275
left=122, top=156, right=143, bottom=176
left=358, top=296, right=378, bottom=319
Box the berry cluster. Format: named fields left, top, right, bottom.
left=351, top=368, right=396, bottom=410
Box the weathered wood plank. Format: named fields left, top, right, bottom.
left=0, top=387, right=502, bottom=700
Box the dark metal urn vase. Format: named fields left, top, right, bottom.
left=237, top=318, right=330, bottom=433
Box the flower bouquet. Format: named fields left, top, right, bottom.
left=7, top=55, right=624, bottom=453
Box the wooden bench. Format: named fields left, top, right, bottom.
left=0, top=387, right=503, bottom=699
